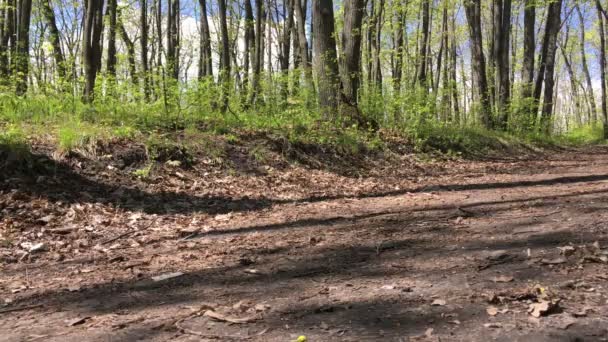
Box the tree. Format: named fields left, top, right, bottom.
left=521, top=0, right=535, bottom=111
left=140, top=0, right=150, bottom=99
left=575, top=4, right=597, bottom=123
left=596, top=0, right=608, bottom=138
left=416, top=0, right=431, bottom=90
left=40, top=0, right=66, bottom=80
left=312, top=0, right=340, bottom=116
left=167, top=0, right=180, bottom=80
left=534, top=0, right=562, bottom=132
left=294, top=0, right=311, bottom=85
left=198, top=0, right=213, bottom=79
left=464, top=0, right=492, bottom=127
left=83, top=0, right=104, bottom=101
left=218, top=0, right=231, bottom=111
left=106, top=0, right=117, bottom=76
left=494, top=0, right=512, bottom=129
left=340, top=0, right=366, bottom=105
left=15, top=0, right=32, bottom=95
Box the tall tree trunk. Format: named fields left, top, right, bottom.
left=294, top=0, right=310, bottom=85
left=141, top=0, right=150, bottom=99
left=15, top=0, right=32, bottom=95
left=106, top=0, right=117, bottom=76
left=198, top=0, right=213, bottom=79
left=521, top=0, right=535, bottom=108
left=494, top=0, right=511, bottom=129
left=118, top=16, right=138, bottom=86
left=576, top=4, right=598, bottom=123
left=464, top=0, right=492, bottom=128
left=450, top=6, right=460, bottom=123
left=596, top=0, right=608, bottom=138
left=242, top=0, right=255, bottom=93
left=249, top=0, right=264, bottom=105
left=82, top=0, right=104, bottom=101
left=312, top=0, right=340, bottom=117
left=392, top=0, right=405, bottom=94
left=535, top=0, right=562, bottom=132
left=167, top=0, right=180, bottom=80
left=218, top=0, right=231, bottom=111
left=340, top=0, right=366, bottom=105
left=41, top=0, right=66, bottom=80
left=417, top=0, right=430, bottom=90
left=559, top=25, right=582, bottom=126
left=279, top=0, right=294, bottom=98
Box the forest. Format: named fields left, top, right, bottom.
left=2, top=0, right=608, bottom=341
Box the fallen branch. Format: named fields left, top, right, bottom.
left=0, top=304, right=43, bottom=314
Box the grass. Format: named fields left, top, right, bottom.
left=0, top=82, right=604, bottom=164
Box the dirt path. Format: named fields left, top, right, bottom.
left=2, top=146, right=608, bottom=341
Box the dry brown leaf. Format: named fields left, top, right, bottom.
left=493, top=275, right=514, bottom=283
left=486, top=306, right=499, bottom=316
left=431, top=299, right=446, bottom=306
left=528, top=300, right=559, bottom=318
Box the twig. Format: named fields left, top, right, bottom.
left=100, top=230, right=137, bottom=245
left=0, top=304, right=43, bottom=314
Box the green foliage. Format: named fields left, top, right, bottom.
left=132, top=163, right=153, bottom=179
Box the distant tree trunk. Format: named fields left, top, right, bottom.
left=312, top=0, right=340, bottom=117
left=140, top=0, right=150, bottom=99
left=450, top=7, right=460, bottom=122
left=118, top=17, right=138, bottom=86
left=106, top=0, right=117, bottom=76
left=294, top=0, right=311, bottom=86
left=576, top=4, right=598, bottom=123
left=242, top=0, right=255, bottom=92
left=464, top=0, right=492, bottom=128
left=371, top=0, right=384, bottom=89
left=249, top=0, right=264, bottom=105
left=83, top=0, right=104, bottom=102
left=392, top=1, right=405, bottom=94
left=417, top=0, right=430, bottom=90
left=521, top=0, right=535, bottom=103
left=559, top=25, right=582, bottom=126
left=15, top=0, right=32, bottom=95
left=41, top=0, right=66, bottom=80
left=218, top=0, right=231, bottom=111
left=596, top=0, right=608, bottom=138
left=494, top=0, right=511, bottom=129
left=340, top=0, right=366, bottom=105
left=279, top=0, right=294, bottom=98
left=198, top=0, right=213, bottom=79
left=0, top=0, right=7, bottom=79
left=167, top=0, right=180, bottom=80
left=535, top=0, right=562, bottom=132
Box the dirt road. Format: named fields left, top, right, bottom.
left=2, top=145, right=608, bottom=341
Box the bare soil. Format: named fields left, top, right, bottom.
left=1, top=140, right=608, bottom=341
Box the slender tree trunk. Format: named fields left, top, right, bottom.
left=535, top=0, right=562, bottom=132
left=464, top=0, right=492, bottom=127
left=392, top=0, right=405, bottom=94
left=250, top=0, right=264, bottom=105
left=576, top=4, right=598, bottom=123
left=218, top=0, right=231, bottom=111
left=41, top=0, right=66, bottom=80
left=596, top=0, right=608, bottom=138
left=494, top=0, right=511, bottom=129
left=417, top=0, right=430, bottom=89
left=340, top=0, right=366, bottom=105
left=279, top=0, right=294, bottom=98
left=312, top=0, right=340, bottom=117
left=198, top=0, right=213, bottom=79
left=141, top=0, right=150, bottom=99
left=294, top=0, right=310, bottom=85
left=118, top=17, right=138, bottom=86
left=106, top=0, right=117, bottom=76
left=521, top=0, right=535, bottom=110
left=15, top=0, right=32, bottom=95
left=167, top=0, right=180, bottom=80
left=242, top=0, right=255, bottom=93
left=450, top=6, right=460, bottom=123
left=83, top=0, right=104, bottom=101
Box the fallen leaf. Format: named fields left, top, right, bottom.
left=425, top=328, right=434, bottom=337
left=431, top=299, right=446, bottom=306
left=540, top=257, right=567, bottom=265
left=528, top=300, right=559, bottom=318
left=487, top=306, right=499, bottom=316
left=151, top=272, right=183, bottom=282
left=493, top=275, right=514, bottom=283
left=483, top=323, right=502, bottom=329
left=203, top=310, right=258, bottom=324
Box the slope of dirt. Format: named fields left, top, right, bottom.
left=1, top=142, right=608, bottom=341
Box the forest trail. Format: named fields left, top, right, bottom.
left=2, top=146, right=608, bottom=341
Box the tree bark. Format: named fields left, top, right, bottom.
left=106, top=0, right=117, bottom=76
left=464, top=0, right=492, bottom=128
left=494, top=0, right=511, bottom=129
left=82, top=0, right=104, bottom=101
left=596, top=0, right=608, bottom=138
left=218, top=0, right=231, bottom=111
left=340, top=0, right=366, bottom=105
left=140, top=0, right=150, bottom=99
left=167, top=0, right=180, bottom=80
left=576, top=4, right=597, bottom=123
left=417, top=0, right=430, bottom=90
left=312, top=0, right=340, bottom=116
left=15, top=0, right=32, bottom=95
left=198, top=0, right=213, bottom=79
left=41, top=0, right=66, bottom=80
